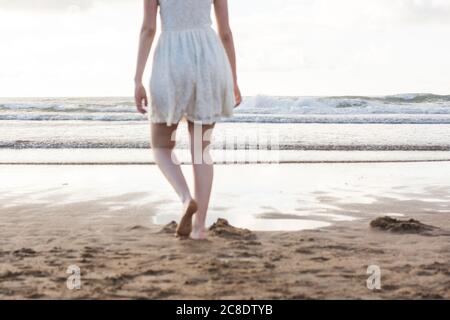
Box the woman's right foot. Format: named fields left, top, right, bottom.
left=176, top=199, right=198, bottom=238
left=190, top=225, right=207, bottom=240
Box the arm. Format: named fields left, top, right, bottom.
left=214, top=0, right=242, bottom=107
left=134, top=0, right=158, bottom=114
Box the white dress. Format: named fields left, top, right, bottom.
left=149, top=0, right=235, bottom=126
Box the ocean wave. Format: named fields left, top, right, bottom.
left=1, top=94, right=450, bottom=123
left=0, top=103, right=135, bottom=113
left=383, top=93, right=450, bottom=103
left=238, top=94, right=450, bottom=115
left=1, top=113, right=450, bottom=124
left=0, top=113, right=144, bottom=121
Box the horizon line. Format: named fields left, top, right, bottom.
left=0, top=92, right=449, bottom=100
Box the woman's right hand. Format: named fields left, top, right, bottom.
left=234, top=83, right=242, bottom=108
left=135, top=83, right=148, bottom=114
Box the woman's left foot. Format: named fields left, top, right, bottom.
left=176, top=199, right=198, bottom=237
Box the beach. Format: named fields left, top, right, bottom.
left=1, top=163, right=449, bottom=299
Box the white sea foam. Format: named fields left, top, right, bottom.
left=238, top=94, right=450, bottom=116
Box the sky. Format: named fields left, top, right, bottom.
left=0, top=0, right=450, bottom=97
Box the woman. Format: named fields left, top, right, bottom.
left=134, top=0, right=241, bottom=239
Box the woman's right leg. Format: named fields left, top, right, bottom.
left=151, top=123, right=197, bottom=237
left=188, top=121, right=215, bottom=240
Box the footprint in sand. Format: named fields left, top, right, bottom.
left=184, top=277, right=209, bottom=286
left=13, top=248, right=37, bottom=258
left=310, top=256, right=331, bottom=262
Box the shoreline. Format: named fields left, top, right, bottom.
left=2, top=149, right=450, bottom=165
left=1, top=159, right=450, bottom=165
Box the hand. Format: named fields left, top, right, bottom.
left=234, top=83, right=242, bottom=108
left=135, top=83, right=148, bottom=114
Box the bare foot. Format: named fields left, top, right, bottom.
left=190, top=226, right=207, bottom=240
left=176, top=199, right=198, bottom=238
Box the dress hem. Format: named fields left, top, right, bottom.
left=149, top=113, right=234, bottom=126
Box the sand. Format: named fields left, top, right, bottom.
left=0, top=164, right=449, bottom=299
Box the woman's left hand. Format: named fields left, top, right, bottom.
left=135, top=83, right=148, bottom=115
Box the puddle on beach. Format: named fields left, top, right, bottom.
left=152, top=204, right=355, bottom=231
left=152, top=213, right=334, bottom=232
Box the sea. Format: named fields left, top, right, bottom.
left=1, top=94, right=449, bottom=164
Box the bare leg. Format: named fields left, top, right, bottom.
left=188, top=121, right=215, bottom=240
left=151, top=123, right=197, bottom=237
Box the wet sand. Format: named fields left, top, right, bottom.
left=0, top=164, right=449, bottom=299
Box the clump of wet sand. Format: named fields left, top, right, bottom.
left=209, top=218, right=256, bottom=240
left=370, top=216, right=437, bottom=234
left=159, top=221, right=178, bottom=234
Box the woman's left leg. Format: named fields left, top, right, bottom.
left=151, top=123, right=197, bottom=237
